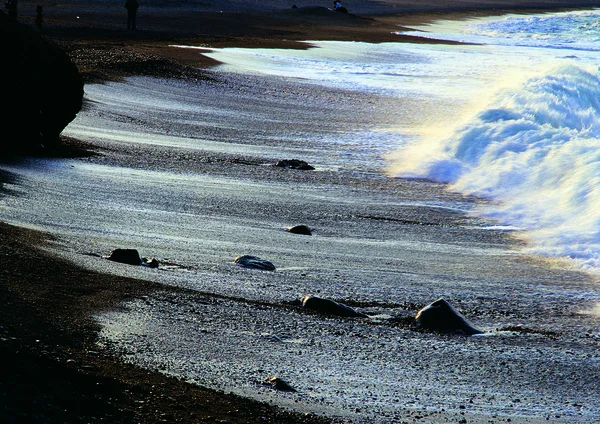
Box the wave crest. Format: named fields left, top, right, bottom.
left=389, top=65, right=600, bottom=269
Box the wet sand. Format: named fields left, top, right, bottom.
left=2, top=1, right=600, bottom=423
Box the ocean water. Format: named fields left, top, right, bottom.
left=204, top=9, right=600, bottom=271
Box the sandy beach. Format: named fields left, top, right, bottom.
left=2, top=1, right=600, bottom=423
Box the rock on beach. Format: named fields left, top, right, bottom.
left=264, top=376, right=296, bottom=392
left=415, top=298, right=483, bottom=335
left=105, top=249, right=159, bottom=268
left=286, top=224, right=312, bottom=235
left=234, top=255, right=276, bottom=271
left=274, top=159, right=315, bottom=170
left=106, top=248, right=142, bottom=265
left=299, top=295, right=367, bottom=318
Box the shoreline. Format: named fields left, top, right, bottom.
left=2, top=2, right=600, bottom=423
left=0, top=222, right=332, bottom=423
left=16, top=1, right=600, bottom=80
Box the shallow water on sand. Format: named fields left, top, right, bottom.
left=1, top=12, right=600, bottom=422
left=204, top=9, right=600, bottom=272
left=1, top=74, right=509, bottom=304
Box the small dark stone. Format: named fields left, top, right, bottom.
left=106, top=249, right=142, bottom=266
left=142, top=257, right=159, bottom=268
left=274, top=159, right=315, bottom=170
left=286, top=224, right=312, bottom=235
left=299, top=295, right=367, bottom=318
left=415, top=298, right=483, bottom=335
left=234, top=255, right=276, bottom=271
left=264, top=376, right=296, bottom=392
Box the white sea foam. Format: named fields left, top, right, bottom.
left=203, top=41, right=518, bottom=100
left=400, top=10, right=600, bottom=52
left=390, top=63, right=600, bottom=270
left=387, top=11, right=600, bottom=271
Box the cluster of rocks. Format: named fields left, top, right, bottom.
left=293, top=296, right=481, bottom=334
left=227, top=223, right=482, bottom=335
left=264, top=297, right=482, bottom=392
left=103, top=232, right=482, bottom=337
left=103, top=247, right=483, bottom=397
left=232, top=224, right=313, bottom=272
left=102, top=226, right=483, bottom=395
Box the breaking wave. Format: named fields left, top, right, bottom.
left=389, top=64, right=600, bottom=270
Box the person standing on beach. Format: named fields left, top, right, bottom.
left=124, top=0, right=139, bottom=30
left=332, top=1, right=348, bottom=13
left=35, top=5, right=43, bottom=29
left=4, top=0, right=17, bottom=20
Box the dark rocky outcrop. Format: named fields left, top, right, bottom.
left=299, top=295, right=367, bottom=318
left=415, top=298, right=483, bottom=335
left=234, top=255, right=276, bottom=271
left=0, top=11, right=83, bottom=153
left=286, top=224, right=312, bottom=235
left=274, top=159, right=315, bottom=170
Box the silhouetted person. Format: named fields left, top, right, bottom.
left=124, top=0, right=139, bottom=30
left=35, top=5, right=43, bottom=29
left=4, top=0, right=17, bottom=20
left=332, top=0, right=348, bottom=13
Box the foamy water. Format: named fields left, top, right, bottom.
left=204, top=9, right=600, bottom=271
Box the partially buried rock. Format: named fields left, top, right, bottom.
left=415, top=298, right=483, bottom=335
left=142, top=257, right=159, bottom=268
left=106, top=248, right=142, bottom=266
left=299, top=295, right=367, bottom=318
left=234, top=255, right=276, bottom=271
left=286, top=224, right=312, bottom=235
left=274, top=159, right=315, bottom=170
left=264, top=376, right=296, bottom=392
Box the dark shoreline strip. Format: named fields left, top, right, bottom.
left=0, top=222, right=330, bottom=423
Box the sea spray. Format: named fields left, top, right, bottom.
left=401, top=10, right=600, bottom=52
left=464, top=11, right=600, bottom=50
left=389, top=65, right=600, bottom=270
